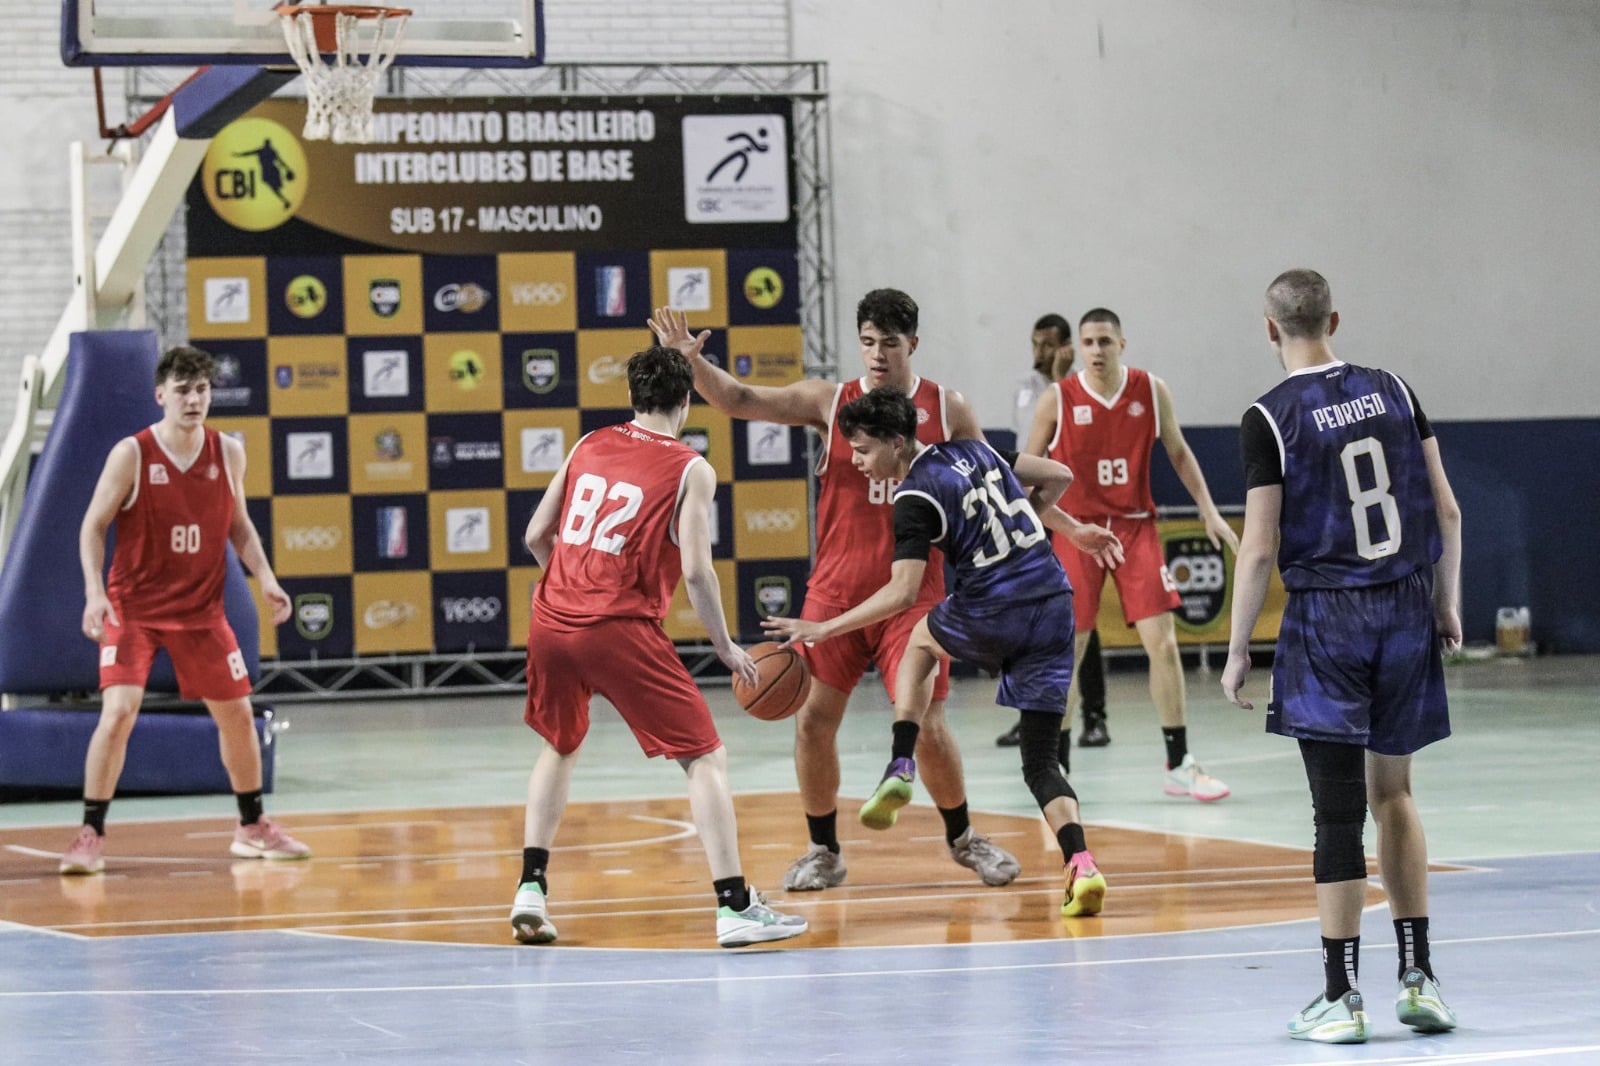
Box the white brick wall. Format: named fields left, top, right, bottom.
left=0, top=1, right=792, bottom=429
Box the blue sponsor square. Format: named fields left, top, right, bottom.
left=735, top=559, right=811, bottom=642
left=733, top=420, right=808, bottom=480
left=351, top=493, right=429, bottom=572
left=266, top=256, right=344, bottom=335
left=575, top=250, right=649, bottom=330
left=205, top=338, right=269, bottom=416
left=726, top=248, right=801, bottom=325
left=275, top=575, right=354, bottom=659
left=346, top=336, right=424, bottom=413
left=269, top=417, right=348, bottom=496
left=505, top=489, right=545, bottom=568
left=432, top=570, right=509, bottom=653
left=422, top=255, right=499, bottom=333
left=427, top=412, right=507, bottom=491
left=501, top=333, right=578, bottom=410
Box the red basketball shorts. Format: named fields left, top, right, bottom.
left=524, top=614, right=722, bottom=760
left=798, top=595, right=952, bottom=704
left=98, top=616, right=252, bottom=701
left=1055, top=516, right=1180, bottom=630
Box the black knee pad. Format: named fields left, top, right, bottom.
left=1300, top=739, right=1368, bottom=884
left=1019, top=711, right=1075, bottom=809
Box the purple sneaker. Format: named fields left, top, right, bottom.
left=859, top=756, right=915, bottom=830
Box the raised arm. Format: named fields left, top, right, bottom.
left=79, top=438, right=138, bottom=640
left=222, top=435, right=289, bottom=625
left=649, top=307, right=835, bottom=429
left=1154, top=375, right=1240, bottom=553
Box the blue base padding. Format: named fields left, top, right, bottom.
left=0, top=706, right=275, bottom=795
left=0, top=330, right=262, bottom=696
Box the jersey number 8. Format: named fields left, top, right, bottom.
left=1340, top=437, right=1401, bottom=560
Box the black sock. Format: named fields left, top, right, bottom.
left=1056, top=822, right=1087, bottom=860
left=1162, top=726, right=1188, bottom=769
left=1057, top=729, right=1071, bottom=775
left=891, top=720, right=920, bottom=760
left=1394, top=916, right=1432, bottom=980
left=520, top=846, right=549, bottom=892
left=235, top=790, right=265, bottom=826
left=82, top=798, right=111, bottom=836
left=714, top=876, right=751, bottom=913
left=937, top=802, right=970, bottom=846
left=1322, top=935, right=1360, bottom=999
left=806, top=811, right=840, bottom=853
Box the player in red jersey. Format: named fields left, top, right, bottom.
left=510, top=342, right=807, bottom=949
left=1024, top=309, right=1240, bottom=801
left=61, top=346, right=305, bottom=876
left=650, top=292, right=1022, bottom=893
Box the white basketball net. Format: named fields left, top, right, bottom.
left=279, top=8, right=409, bottom=144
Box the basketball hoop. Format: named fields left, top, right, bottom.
left=275, top=4, right=411, bottom=144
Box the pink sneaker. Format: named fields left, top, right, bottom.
left=230, top=816, right=312, bottom=861
left=1060, top=849, right=1106, bottom=917
left=60, top=825, right=105, bottom=875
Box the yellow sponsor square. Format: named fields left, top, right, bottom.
left=506, top=565, right=543, bottom=650
left=503, top=409, right=580, bottom=490
left=726, top=325, right=805, bottom=386
left=248, top=577, right=277, bottom=659
left=271, top=495, right=353, bottom=577
left=208, top=417, right=272, bottom=498
left=678, top=407, right=733, bottom=480
left=498, top=252, right=578, bottom=332
left=343, top=255, right=423, bottom=335
left=267, top=336, right=349, bottom=417
left=424, top=333, right=502, bottom=412
left=662, top=559, right=738, bottom=642
left=576, top=329, right=648, bottom=409
left=732, top=480, right=811, bottom=560
left=429, top=489, right=507, bottom=571
left=650, top=249, right=727, bottom=328
left=187, top=258, right=267, bottom=340
left=347, top=412, right=429, bottom=494
left=352, top=571, right=434, bottom=654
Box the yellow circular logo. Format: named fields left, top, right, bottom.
left=202, top=117, right=308, bottom=231
left=744, top=267, right=784, bottom=309
left=449, top=350, right=484, bottom=389
left=285, top=275, right=327, bottom=318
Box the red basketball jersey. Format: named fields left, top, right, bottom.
left=533, top=422, right=703, bottom=630
left=808, top=376, right=949, bottom=606
left=105, top=427, right=235, bottom=628
left=1049, top=366, right=1160, bottom=519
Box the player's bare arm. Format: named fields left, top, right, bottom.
left=1153, top=375, right=1241, bottom=553
left=1022, top=387, right=1058, bottom=457
left=944, top=388, right=985, bottom=442
left=79, top=437, right=138, bottom=640
left=523, top=449, right=577, bottom=568
left=763, top=558, right=927, bottom=647
left=1422, top=438, right=1464, bottom=653
left=649, top=306, right=833, bottom=428
left=222, top=435, right=290, bottom=625
left=678, top=460, right=758, bottom=686
left=1221, top=483, right=1282, bottom=708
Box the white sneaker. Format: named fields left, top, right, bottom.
left=781, top=842, right=847, bottom=891
left=716, top=890, right=808, bottom=948
left=510, top=882, right=558, bottom=944
left=1163, top=754, right=1231, bottom=801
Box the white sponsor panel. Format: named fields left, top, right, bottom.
left=746, top=420, right=791, bottom=465
left=667, top=266, right=712, bottom=311
left=286, top=432, right=334, bottom=480
left=363, top=350, right=410, bottom=397
left=447, top=507, right=491, bottom=553
left=204, top=277, right=251, bottom=323
left=682, top=114, right=790, bottom=223
left=521, top=427, right=565, bottom=473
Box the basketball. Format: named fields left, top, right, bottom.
left=733, top=642, right=811, bottom=721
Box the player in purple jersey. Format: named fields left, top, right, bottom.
left=764, top=387, right=1124, bottom=917
left=1222, top=270, right=1463, bottom=1044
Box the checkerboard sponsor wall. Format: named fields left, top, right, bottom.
left=186, top=97, right=811, bottom=658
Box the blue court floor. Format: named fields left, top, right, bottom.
left=2, top=653, right=1597, bottom=1063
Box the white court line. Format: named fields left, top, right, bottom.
left=185, top=819, right=450, bottom=839
left=1259, top=1047, right=1600, bottom=1066
left=1, top=926, right=1595, bottom=999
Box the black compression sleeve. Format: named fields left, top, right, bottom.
left=1239, top=406, right=1283, bottom=489
left=892, top=495, right=940, bottom=561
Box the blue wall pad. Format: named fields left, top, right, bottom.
left=0, top=330, right=262, bottom=696
left=0, top=707, right=275, bottom=795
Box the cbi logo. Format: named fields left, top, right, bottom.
left=201, top=116, right=309, bottom=231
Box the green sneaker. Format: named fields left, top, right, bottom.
left=1288, top=989, right=1369, bottom=1043
left=858, top=756, right=915, bottom=830
left=1396, top=968, right=1457, bottom=1032
left=509, top=882, right=558, bottom=944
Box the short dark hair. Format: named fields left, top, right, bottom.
left=838, top=386, right=917, bottom=443
left=1033, top=313, right=1071, bottom=343
left=156, top=345, right=216, bottom=386
left=1078, top=308, right=1121, bottom=333
left=1264, top=269, right=1334, bottom=339
left=627, top=346, right=694, bottom=414
left=856, top=288, right=918, bottom=336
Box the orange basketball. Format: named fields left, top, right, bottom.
left=733, top=642, right=811, bottom=721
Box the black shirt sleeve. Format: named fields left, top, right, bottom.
left=996, top=447, right=1019, bottom=467
left=892, top=494, right=941, bottom=561
left=1240, top=406, right=1283, bottom=489
left=1401, top=379, right=1435, bottom=440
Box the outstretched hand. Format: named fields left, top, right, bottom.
left=648, top=307, right=711, bottom=360
left=1067, top=523, right=1125, bottom=570
left=761, top=614, right=824, bottom=647
left=720, top=644, right=759, bottom=688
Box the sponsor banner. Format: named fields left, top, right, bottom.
left=347, top=413, right=428, bottom=494
left=268, top=335, right=349, bottom=417
left=428, top=489, right=507, bottom=572
left=271, top=495, right=353, bottom=577
left=206, top=341, right=269, bottom=416
left=353, top=571, right=432, bottom=654
left=432, top=570, right=509, bottom=652
left=186, top=258, right=266, bottom=340
left=275, top=576, right=354, bottom=659
left=267, top=256, right=342, bottom=335
left=732, top=479, right=810, bottom=560
left=343, top=255, right=424, bottom=335
left=662, top=559, right=739, bottom=643
left=347, top=337, right=424, bottom=414
left=423, top=332, right=502, bottom=413
left=735, top=559, right=811, bottom=640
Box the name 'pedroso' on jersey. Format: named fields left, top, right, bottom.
left=1311, top=391, right=1388, bottom=432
